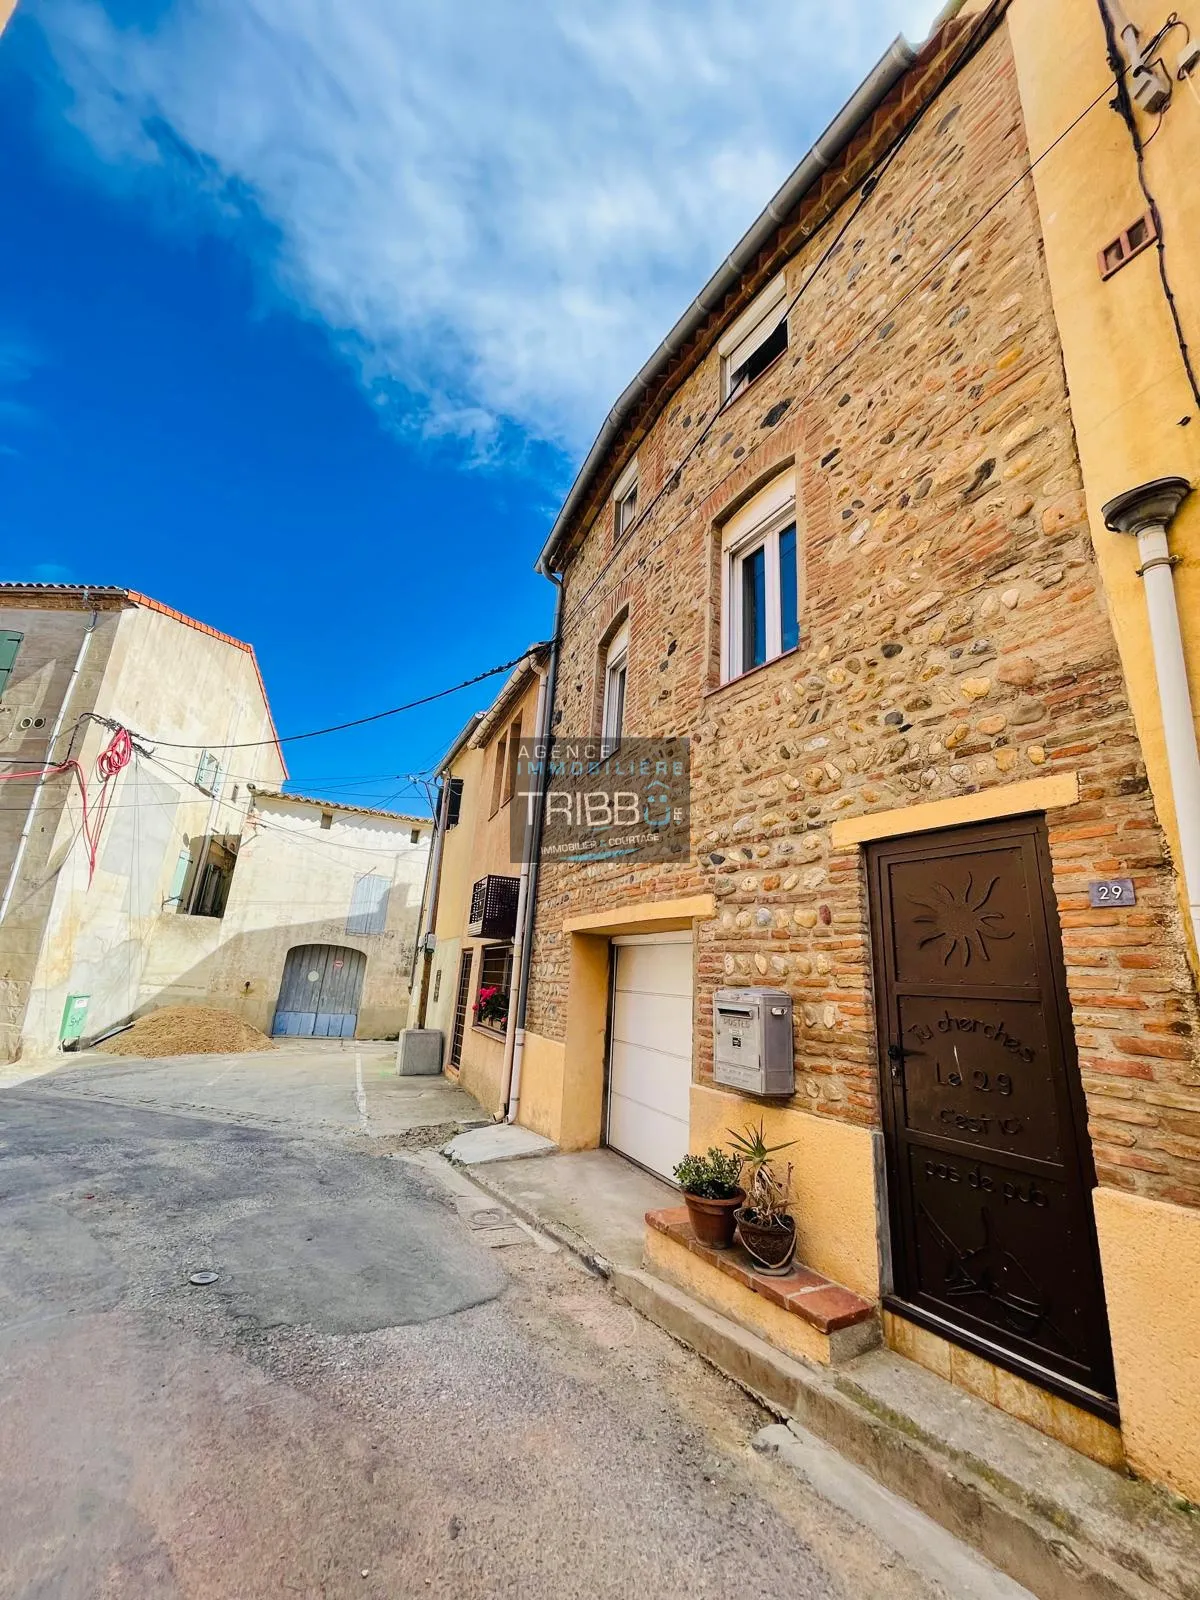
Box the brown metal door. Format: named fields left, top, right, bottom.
left=868, top=817, right=1115, bottom=1415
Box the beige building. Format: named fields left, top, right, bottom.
left=515, top=0, right=1200, bottom=1508
left=419, top=649, right=548, bottom=1112
left=0, top=583, right=429, bottom=1054
left=144, top=790, right=431, bottom=1041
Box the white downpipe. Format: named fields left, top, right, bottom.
left=1134, top=523, right=1200, bottom=956
left=500, top=667, right=547, bottom=1120
left=0, top=610, right=97, bottom=925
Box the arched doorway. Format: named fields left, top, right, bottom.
left=272, top=944, right=367, bottom=1038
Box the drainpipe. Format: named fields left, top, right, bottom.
left=0, top=604, right=97, bottom=925
left=1101, top=477, right=1200, bottom=957
left=414, top=779, right=447, bottom=1029
left=498, top=662, right=548, bottom=1117
left=506, top=575, right=564, bottom=1124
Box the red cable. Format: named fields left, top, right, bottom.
left=0, top=727, right=133, bottom=885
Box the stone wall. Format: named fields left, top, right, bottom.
left=526, top=20, right=1200, bottom=1208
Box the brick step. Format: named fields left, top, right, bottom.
left=645, top=1206, right=879, bottom=1367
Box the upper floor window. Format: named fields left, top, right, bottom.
left=613, top=458, right=639, bottom=543
left=503, top=716, right=521, bottom=806
left=195, top=749, right=223, bottom=797
left=443, top=776, right=464, bottom=829
left=601, top=619, right=629, bottom=758
left=720, top=470, right=800, bottom=683
left=719, top=273, right=789, bottom=403
left=489, top=728, right=508, bottom=816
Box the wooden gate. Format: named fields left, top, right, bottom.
left=272, top=944, right=366, bottom=1039
left=867, top=817, right=1115, bottom=1414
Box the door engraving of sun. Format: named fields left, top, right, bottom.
left=908, top=873, right=1015, bottom=966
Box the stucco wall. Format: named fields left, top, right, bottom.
left=144, top=796, right=429, bottom=1038
left=427, top=673, right=542, bottom=1107
left=0, top=599, right=121, bottom=1058
left=19, top=602, right=285, bottom=1055
left=1009, top=0, right=1200, bottom=970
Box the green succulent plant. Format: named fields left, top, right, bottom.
left=727, top=1120, right=795, bottom=1226
left=673, top=1146, right=743, bottom=1199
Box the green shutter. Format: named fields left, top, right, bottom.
left=0, top=632, right=23, bottom=697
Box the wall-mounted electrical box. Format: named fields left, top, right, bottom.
left=712, top=988, right=794, bottom=1097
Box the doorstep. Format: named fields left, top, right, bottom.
left=645, top=1207, right=878, bottom=1367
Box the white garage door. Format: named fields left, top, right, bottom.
left=606, top=932, right=693, bottom=1181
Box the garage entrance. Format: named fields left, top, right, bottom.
left=605, top=932, right=692, bottom=1181
left=272, top=944, right=367, bottom=1039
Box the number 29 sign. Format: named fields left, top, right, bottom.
left=1088, top=877, right=1136, bottom=907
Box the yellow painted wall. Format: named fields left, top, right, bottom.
left=427, top=671, right=543, bottom=1106
left=1094, top=1187, right=1200, bottom=1501
left=1008, top=0, right=1200, bottom=960
left=515, top=1030, right=567, bottom=1144
left=644, top=1226, right=836, bottom=1367
left=690, top=1083, right=880, bottom=1300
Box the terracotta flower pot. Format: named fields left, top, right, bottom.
left=683, top=1189, right=745, bottom=1250
left=734, top=1208, right=797, bottom=1274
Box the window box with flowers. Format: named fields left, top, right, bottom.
left=473, top=944, right=513, bottom=1034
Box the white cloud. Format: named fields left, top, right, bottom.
left=36, top=0, right=939, bottom=457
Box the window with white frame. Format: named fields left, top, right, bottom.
left=613, top=457, right=639, bottom=542
left=600, top=619, right=629, bottom=757
left=720, top=470, right=800, bottom=683
left=719, top=273, right=789, bottom=403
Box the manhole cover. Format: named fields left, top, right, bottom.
left=188, top=1270, right=219, bottom=1286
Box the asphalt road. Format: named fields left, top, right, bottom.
left=1, top=1055, right=986, bottom=1600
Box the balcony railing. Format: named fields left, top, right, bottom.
left=468, top=874, right=520, bottom=940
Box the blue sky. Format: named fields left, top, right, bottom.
left=0, top=0, right=933, bottom=811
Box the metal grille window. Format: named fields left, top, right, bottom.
left=449, top=951, right=473, bottom=1067
left=346, top=872, right=390, bottom=935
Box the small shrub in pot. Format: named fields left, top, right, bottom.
left=728, top=1121, right=797, bottom=1274
left=673, top=1147, right=745, bottom=1249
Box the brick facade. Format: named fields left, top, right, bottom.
left=527, top=19, right=1200, bottom=1208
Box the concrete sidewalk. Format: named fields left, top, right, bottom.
left=460, top=1146, right=674, bottom=1271
left=10, top=1042, right=491, bottom=1144
left=453, top=1143, right=1200, bottom=1600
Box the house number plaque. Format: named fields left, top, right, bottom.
left=1088, top=877, right=1136, bottom=907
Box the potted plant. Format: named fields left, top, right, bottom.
left=728, top=1121, right=797, bottom=1274
left=474, top=984, right=508, bottom=1031
left=672, top=1147, right=745, bottom=1249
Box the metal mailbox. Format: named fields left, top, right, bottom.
left=712, top=988, right=794, bottom=1097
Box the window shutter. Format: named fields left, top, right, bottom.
left=167, top=845, right=191, bottom=905
left=0, top=632, right=22, bottom=695
left=347, top=873, right=389, bottom=935
left=445, top=776, right=464, bottom=828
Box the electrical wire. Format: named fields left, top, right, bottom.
left=134, top=649, right=547, bottom=755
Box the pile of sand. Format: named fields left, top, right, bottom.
left=98, top=1005, right=275, bottom=1058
